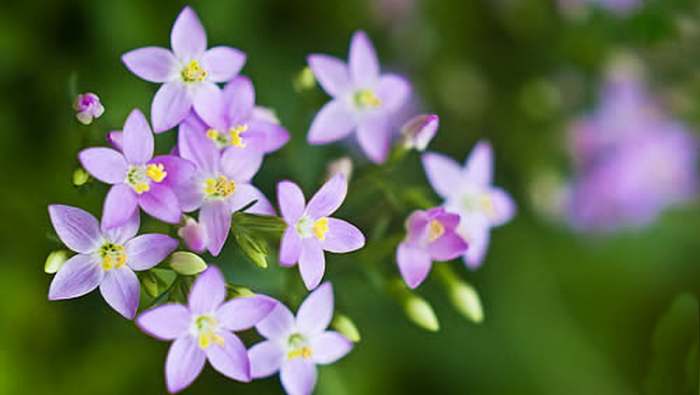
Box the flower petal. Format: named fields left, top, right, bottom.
left=102, top=210, right=140, bottom=245
left=121, top=46, right=177, bottom=83
left=151, top=155, right=196, bottom=190
left=106, top=130, right=123, bottom=151
left=356, top=115, right=391, bottom=164
left=78, top=147, right=127, bottom=184
left=256, top=303, right=295, bottom=340
left=220, top=146, right=262, bottom=183
left=281, top=358, right=317, bottom=395
left=100, top=266, right=140, bottom=319
left=307, top=100, right=355, bottom=144
left=217, top=295, right=277, bottom=331
left=248, top=340, right=284, bottom=378
left=222, top=76, right=255, bottom=125
left=277, top=181, right=306, bottom=223
left=199, top=200, right=231, bottom=256
left=488, top=187, right=516, bottom=226
left=279, top=227, right=302, bottom=266
left=309, top=331, right=352, bottom=365
left=101, top=184, right=139, bottom=230
left=178, top=118, right=220, bottom=174
left=228, top=183, right=275, bottom=215
left=201, top=46, right=246, bottom=83
left=397, top=242, right=432, bottom=289
left=306, top=173, right=347, bottom=218
left=138, top=183, right=182, bottom=224
left=458, top=218, right=491, bottom=269
left=125, top=234, right=178, bottom=271
left=188, top=265, right=225, bottom=314
left=170, top=6, right=207, bottom=60
left=122, top=109, right=154, bottom=165
left=137, top=304, right=191, bottom=340
left=151, top=82, right=192, bottom=133
left=206, top=331, right=251, bottom=382
left=464, top=140, right=493, bottom=186
left=48, top=254, right=102, bottom=300
left=166, top=335, right=206, bottom=394
left=421, top=152, right=463, bottom=199
left=307, top=54, right=351, bottom=97
left=296, top=282, right=333, bottom=335
left=48, top=205, right=101, bottom=253
left=320, top=218, right=364, bottom=253
left=299, top=239, right=325, bottom=290
left=248, top=120, right=289, bottom=153
left=428, top=232, right=468, bottom=261
left=349, top=31, right=379, bottom=87
left=192, top=82, right=226, bottom=131
left=376, top=74, right=411, bottom=112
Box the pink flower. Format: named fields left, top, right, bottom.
left=73, top=92, right=104, bottom=125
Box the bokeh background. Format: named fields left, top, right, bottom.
left=1, top=0, right=699, bottom=394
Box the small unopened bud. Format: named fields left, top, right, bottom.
left=72, top=168, right=90, bottom=186
left=178, top=217, right=208, bottom=253
left=293, top=66, right=316, bottom=92
left=141, top=271, right=160, bottom=298
left=448, top=282, right=484, bottom=323
left=332, top=314, right=361, bottom=342
left=73, top=92, right=104, bottom=125
left=234, top=232, right=269, bottom=269
left=401, top=114, right=439, bottom=151
left=44, top=250, right=69, bottom=274
left=169, top=251, right=208, bottom=276
left=106, top=131, right=123, bottom=151
left=229, top=286, right=256, bottom=298
left=326, top=157, right=353, bottom=182
left=404, top=295, right=440, bottom=332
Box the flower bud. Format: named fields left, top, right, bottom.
left=169, top=251, right=208, bottom=276
left=73, top=92, right=104, bottom=125
left=106, top=131, right=123, bottom=151
left=72, top=168, right=90, bottom=186
left=403, top=295, right=440, bottom=332
left=229, top=286, right=255, bottom=298
left=234, top=232, right=269, bottom=269
left=293, top=66, right=316, bottom=92
left=141, top=271, right=160, bottom=298
left=400, top=114, right=439, bottom=151
left=44, top=250, right=69, bottom=274
left=178, top=217, right=208, bottom=253
left=332, top=314, right=361, bottom=342
left=326, top=157, right=353, bottom=182
left=448, top=281, right=484, bottom=323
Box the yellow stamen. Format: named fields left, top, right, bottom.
left=133, top=182, right=150, bottom=194
left=229, top=124, right=248, bottom=148
left=146, top=163, right=167, bottom=183
left=312, top=217, right=329, bottom=240
left=207, top=128, right=220, bottom=140
left=427, top=220, right=445, bottom=242
left=198, top=332, right=225, bottom=349
left=181, top=60, right=207, bottom=83
left=287, top=346, right=313, bottom=360
left=100, top=243, right=127, bottom=271
left=204, top=175, right=236, bottom=198
left=354, top=89, right=382, bottom=109
left=479, top=195, right=496, bottom=218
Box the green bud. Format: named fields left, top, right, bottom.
left=169, top=251, right=207, bottom=275
left=293, top=66, right=316, bottom=92
left=229, top=286, right=255, bottom=298
left=44, top=250, right=69, bottom=274
left=141, top=271, right=160, bottom=298
left=234, top=232, right=269, bottom=269
left=72, top=167, right=90, bottom=186
left=404, top=295, right=440, bottom=332
left=332, top=314, right=361, bottom=342
left=448, top=282, right=484, bottom=323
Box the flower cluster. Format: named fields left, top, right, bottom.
left=47, top=5, right=515, bottom=394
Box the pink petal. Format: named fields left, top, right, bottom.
left=248, top=120, right=289, bottom=153
left=48, top=205, right=101, bottom=253
left=464, top=140, right=493, bottom=186
left=48, top=254, right=103, bottom=300
left=349, top=31, right=379, bottom=87
left=222, top=76, right=255, bottom=125
left=102, top=210, right=140, bottom=245
left=138, top=183, right=182, bottom=224
left=281, top=359, right=317, bottom=395
left=125, top=234, right=178, bottom=271
left=99, top=266, right=140, bottom=319
left=296, top=282, right=333, bottom=335
left=166, top=335, right=206, bottom=394
left=205, top=331, right=251, bottom=382
left=299, top=239, right=325, bottom=291
left=458, top=218, right=491, bottom=269
left=306, top=173, right=347, bottom=218
left=188, top=265, right=225, bottom=314
left=307, top=100, right=355, bottom=144
left=106, top=130, right=123, bottom=151
left=421, top=152, right=463, bottom=199
left=121, top=46, right=177, bottom=83
left=228, top=184, right=275, bottom=215
left=150, top=155, right=196, bottom=190
left=428, top=232, right=468, bottom=261
left=199, top=200, right=231, bottom=256
left=220, top=146, right=262, bottom=183
left=307, top=54, right=351, bottom=97
left=216, top=295, right=278, bottom=331
left=78, top=147, right=127, bottom=184
left=102, top=184, right=139, bottom=230
left=178, top=118, right=220, bottom=174
left=309, top=331, right=352, bottom=365
left=488, top=187, right=516, bottom=226
left=321, top=218, right=364, bottom=253
left=356, top=115, right=391, bottom=164
left=256, top=303, right=295, bottom=340
left=201, top=46, right=246, bottom=83
left=122, top=109, right=154, bottom=165
left=137, top=304, right=191, bottom=340
left=397, top=242, right=432, bottom=289
left=170, top=6, right=207, bottom=60
left=277, top=181, right=306, bottom=223
left=376, top=74, right=411, bottom=112
left=248, top=340, right=284, bottom=378
left=279, top=227, right=302, bottom=266
left=151, top=82, right=192, bottom=133
left=192, top=82, right=226, bottom=131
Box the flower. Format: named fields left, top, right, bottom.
left=422, top=141, right=516, bottom=268
left=306, top=31, right=411, bottom=163
left=79, top=109, right=194, bottom=228
left=178, top=216, right=208, bottom=253
left=177, top=121, right=275, bottom=256
left=73, top=92, right=104, bottom=125
left=47, top=204, right=178, bottom=319
left=191, top=76, right=289, bottom=155
left=122, top=6, right=246, bottom=132
left=276, top=175, right=365, bottom=290
left=397, top=207, right=468, bottom=288
left=248, top=282, right=353, bottom=395
left=400, top=114, right=439, bottom=151
left=137, top=266, right=277, bottom=393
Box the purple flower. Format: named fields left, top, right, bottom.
left=249, top=282, right=352, bottom=395
left=122, top=6, right=246, bottom=132
left=276, top=175, right=365, bottom=290
left=178, top=216, right=208, bottom=253
left=400, top=113, right=439, bottom=151
left=422, top=141, right=516, bottom=268
left=397, top=207, right=468, bottom=289
left=192, top=76, right=290, bottom=154
left=177, top=121, right=275, bottom=256
left=48, top=204, right=177, bottom=319
left=79, top=109, right=194, bottom=228
left=73, top=92, right=104, bottom=125
left=307, top=31, right=411, bottom=163
left=137, top=266, right=277, bottom=393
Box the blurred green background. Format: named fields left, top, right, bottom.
left=1, top=0, right=699, bottom=394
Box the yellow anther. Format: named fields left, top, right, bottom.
left=198, top=332, right=225, bottom=349
left=204, top=176, right=236, bottom=198
left=100, top=243, right=127, bottom=271
left=146, top=163, right=167, bottom=183
left=479, top=195, right=496, bottom=218
left=312, top=217, right=329, bottom=240
left=229, top=124, right=248, bottom=148
left=427, top=220, right=445, bottom=243
left=181, top=60, right=207, bottom=83
left=354, top=89, right=382, bottom=109
left=133, top=182, right=151, bottom=194
left=287, top=346, right=313, bottom=360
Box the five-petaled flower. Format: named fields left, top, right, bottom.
left=397, top=207, right=468, bottom=289
left=277, top=174, right=365, bottom=290
left=73, top=92, right=104, bottom=125
left=422, top=141, right=516, bottom=268
left=307, top=31, right=411, bottom=163
left=122, top=6, right=246, bottom=132
left=48, top=205, right=178, bottom=319
left=137, top=266, right=277, bottom=393
left=249, top=282, right=353, bottom=395
left=79, top=109, right=194, bottom=229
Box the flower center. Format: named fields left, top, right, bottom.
left=98, top=242, right=127, bottom=271
left=462, top=193, right=495, bottom=218
left=354, top=89, right=382, bottom=109
left=181, top=60, right=208, bottom=83
left=206, top=124, right=248, bottom=149
left=286, top=333, right=313, bottom=360
left=295, top=216, right=329, bottom=240
left=427, top=220, right=445, bottom=242
left=126, top=164, right=167, bottom=194
left=192, top=314, right=224, bottom=349
left=204, top=175, right=236, bottom=199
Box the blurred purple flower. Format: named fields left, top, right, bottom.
left=122, top=6, right=246, bottom=132
left=397, top=207, right=468, bottom=289
left=73, top=92, right=104, bottom=125
left=400, top=113, right=439, bottom=151
left=276, top=175, right=365, bottom=290
left=422, top=141, right=516, bottom=268
left=177, top=121, right=275, bottom=256
left=307, top=31, right=411, bottom=163
left=48, top=205, right=177, bottom=319
left=137, top=266, right=277, bottom=393
left=249, top=282, right=352, bottom=395
left=79, top=109, right=194, bottom=228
